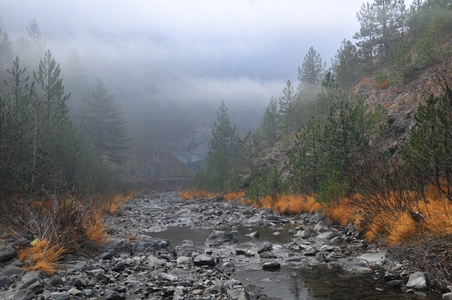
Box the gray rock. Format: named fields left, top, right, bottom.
left=73, top=261, right=87, bottom=271
left=148, top=255, right=165, bottom=267
left=10, top=289, right=35, bottom=300
left=47, top=275, right=63, bottom=287
left=248, top=231, right=260, bottom=238
left=406, top=271, right=427, bottom=290
left=257, top=242, right=273, bottom=254
left=68, top=287, right=83, bottom=296
left=84, top=289, right=94, bottom=297
left=259, top=251, right=277, bottom=259
left=157, top=272, right=177, bottom=281
left=388, top=280, right=403, bottom=288
left=113, top=260, right=125, bottom=271
left=27, top=280, right=43, bottom=294
left=94, top=271, right=110, bottom=282
left=0, top=246, right=18, bottom=262
left=105, top=289, right=126, bottom=300
left=193, top=254, right=216, bottom=267
left=16, top=270, right=42, bottom=290
left=99, top=249, right=115, bottom=259
left=176, top=256, right=190, bottom=266
left=0, top=265, right=25, bottom=278
left=262, top=262, right=281, bottom=271
left=316, top=231, right=337, bottom=240
left=246, top=216, right=265, bottom=226
left=49, top=291, right=69, bottom=300
left=443, top=292, right=452, bottom=300
left=0, top=276, right=12, bottom=288
left=205, top=231, right=238, bottom=247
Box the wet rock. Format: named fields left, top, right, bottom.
left=259, top=251, right=277, bottom=259
left=388, top=280, right=403, bottom=288
left=262, top=262, right=281, bottom=271
left=68, top=287, right=83, bottom=296
left=205, top=231, right=238, bottom=247
left=316, top=231, right=337, bottom=240
left=0, top=246, right=18, bottom=262
left=245, top=216, right=265, bottom=226
left=443, top=292, right=452, bottom=299
left=257, top=242, right=273, bottom=254
left=406, top=272, right=427, bottom=290
left=193, top=254, right=217, bottom=267
left=295, top=229, right=312, bottom=238
left=16, top=270, right=42, bottom=290
left=248, top=231, right=260, bottom=238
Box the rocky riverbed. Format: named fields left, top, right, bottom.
left=0, top=192, right=446, bottom=299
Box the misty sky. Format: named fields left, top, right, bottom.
left=0, top=0, right=414, bottom=113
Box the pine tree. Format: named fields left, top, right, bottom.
left=354, top=0, right=407, bottom=58
left=33, top=49, right=78, bottom=191
left=0, top=57, right=35, bottom=194
left=332, top=39, right=359, bottom=90
left=204, top=101, right=241, bottom=192
left=81, top=78, right=129, bottom=164
left=297, top=47, right=326, bottom=99
left=278, top=80, right=296, bottom=135
left=260, top=97, right=279, bottom=146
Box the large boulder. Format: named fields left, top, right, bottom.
left=406, top=271, right=427, bottom=290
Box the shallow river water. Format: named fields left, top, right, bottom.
left=149, top=225, right=441, bottom=300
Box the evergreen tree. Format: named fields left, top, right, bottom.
left=33, top=49, right=77, bottom=191
left=354, top=0, right=407, bottom=58
left=297, top=47, right=326, bottom=99
left=81, top=78, right=129, bottom=164
left=332, top=39, right=359, bottom=91
left=204, top=101, right=241, bottom=192
left=402, top=90, right=452, bottom=201
left=278, top=80, right=297, bottom=135
left=0, top=57, right=35, bottom=194
left=260, top=97, right=279, bottom=146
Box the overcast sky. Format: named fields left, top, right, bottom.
left=0, top=0, right=411, bottom=114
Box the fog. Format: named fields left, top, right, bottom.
left=0, top=0, right=367, bottom=109
left=1, top=0, right=398, bottom=174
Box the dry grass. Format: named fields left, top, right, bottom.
left=179, top=189, right=216, bottom=199
left=224, top=191, right=245, bottom=202
left=19, top=239, right=66, bottom=276
left=256, top=194, right=321, bottom=214
left=85, top=213, right=108, bottom=245
left=107, top=191, right=138, bottom=215
left=323, top=198, right=356, bottom=226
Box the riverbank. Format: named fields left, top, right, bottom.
left=0, top=192, right=447, bottom=299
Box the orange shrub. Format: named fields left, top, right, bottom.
left=323, top=198, right=355, bottom=226
left=225, top=191, right=245, bottom=202
left=85, top=213, right=108, bottom=245
left=387, top=212, right=419, bottom=245
left=380, top=80, right=390, bottom=90
left=179, top=189, right=216, bottom=199
left=360, top=77, right=370, bottom=84
left=19, top=239, right=66, bottom=276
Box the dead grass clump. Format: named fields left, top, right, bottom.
left=387, top=211, right=421, bottom=245
left=179, top=189, right=216, bottom=199
left=224, top=191, right=245, bottom=202
left=323, top=198, right=355, bottom=226
left=19, top=239, right=66, bottom=276
left=253, top=194, right=321, bottom=215
left=85, top=213, right=108, bottom=245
